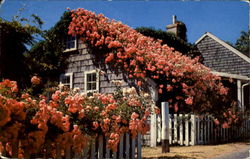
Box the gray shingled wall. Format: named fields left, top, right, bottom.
left=196, top=36, right=250, bottom=77
left=64, top=40, right=128, bottom=93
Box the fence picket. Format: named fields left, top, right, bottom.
left=185, top=114, right=189, bottom=146
left=207, top=116, right=211, bottom=143
left=169, top=115, right=172, bottom=145
left=90, top=142, right=96, bottom=159
left=191, top=115, right=196, bottom=145
left=204, top=117, right=207, bottom=144
left=131, top=137, right=135, bottom=159
left=98, top=135, right=103, bottom=159
left=179, top=114, right=184, bottom=145
left=174, top=114, right=178, bottom=143
left=65, top=144, right=71, bottom=159
left=119, top=134, right=124, bottom=159
left=112, top=151, right=117, bottom=159
left=105, top=148, right=110, bottom=158
left=197, top=117, right=200, bottom=144
left=56, top=143, right=62, bottom=159
left=200, top=119, right=204, bottom=144
left=125, top=133, right=130, bottom=159
left=137, top=133, right=142, bottom=159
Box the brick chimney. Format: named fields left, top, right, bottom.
left=166, top=15, right=187, bottom=41
left=166, top=15, right=178, bottom=35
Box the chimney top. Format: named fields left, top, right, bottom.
left=172, top=15, right=177, bottom=24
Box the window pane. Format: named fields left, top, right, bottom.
left=64, top=36, right=76, bottom=50
left=62, top=76, right=70, bottom=84
left=86, top=72, right=97, bottom=91
left=70, top=41, right=75, bottom=48
left=87, top=83, right=92, bottom=90
left=87, top=74, right=91, bottom=81
left=92, top=74, right=96, bottom=81
left=92, top=83, right=96, bottom=90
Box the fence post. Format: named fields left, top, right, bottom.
left=161, top=102, right=170, bottom=153
left=148, top=79, right=158, bottom=147
left=150, top=110, right=157, bottom=147
left=191, top=115, right=196, bottom=145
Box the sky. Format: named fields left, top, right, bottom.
left=0, top=0, right=249, bottom=44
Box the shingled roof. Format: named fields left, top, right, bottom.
left=195, top=32, right=250, bottom=80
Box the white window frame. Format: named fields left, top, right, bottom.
left=84, top=70, right=99, bottom=93
left=59, top=73, right=73, bottom=89
left=63, top=36, right=77, bottom=52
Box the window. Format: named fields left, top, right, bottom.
left=63, top=36, right=77, bottom=52
left=84, top=70, right=99, bottom=93
left=60, top=73, right=73, bottom=89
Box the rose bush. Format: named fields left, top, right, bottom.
left=0, top=78, right=153, bottom=158
left=67, top=8, right=229, bottom=115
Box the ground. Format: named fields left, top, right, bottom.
left=142, top=142, right=250, bottom=159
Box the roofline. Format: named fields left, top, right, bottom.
left=195, top=32, right=250, bottom=63
left=212, top=71, right=250, bottom=81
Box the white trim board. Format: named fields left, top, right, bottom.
left=211, top=71, right=250, bottom=81
left=195, top=32, right=250, bottom=63
left=84, top=70, right=100, bottom=93
left=60, top=72, right=74, bottom=89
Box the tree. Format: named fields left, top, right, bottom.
left=235, top=30, right=249, bottom=57
left=26, top=11, right=72, bottom=88
left=0, top=14, right=42, bottom=88
left=135, top=27, right=202, bottom=61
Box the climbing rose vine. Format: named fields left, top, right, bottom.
left=68, top=8, right=228, bottom=113
left=0, top=79, right=153, bottom=158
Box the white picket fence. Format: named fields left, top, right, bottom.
left=143, top=114, right=250, bottom=146
left=1, top=133, right=142, bottom=159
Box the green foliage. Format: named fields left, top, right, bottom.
left=136, top=27, right=202, bottom=61
left=0, top=15, right=42, bottom=88
left=0, top=9, right=71, bottom=90
left=175, top=20, right=187, bottom=42
left=235, top=30, right=249, bottom=57
left=26, top=11, right=72, bottom=88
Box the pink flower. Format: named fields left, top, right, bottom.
left=31, top=76, right=41, bottom=85
left=92, top=121, right=99, bottom=130
left=137, top=81, right=142, bottom=86
left=103, top=118, right=110, bottom=124
left=222, top=122, right=229, bottom=129
left=131, top=112, right=139, bottom=120
left=166, top=85, right=173, bottom=92
left=214, top=119, right=220, bottom=125
left=185, top=97, right=193, bottom=105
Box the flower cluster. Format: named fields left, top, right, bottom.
left=68, top=8, right=228, bottom=113
left=0, top=79, right=153, bottom=158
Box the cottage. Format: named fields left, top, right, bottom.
left=195, top=32, right=250, bottom=115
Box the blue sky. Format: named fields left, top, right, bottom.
left=0, top=1, right=249, bottom=44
